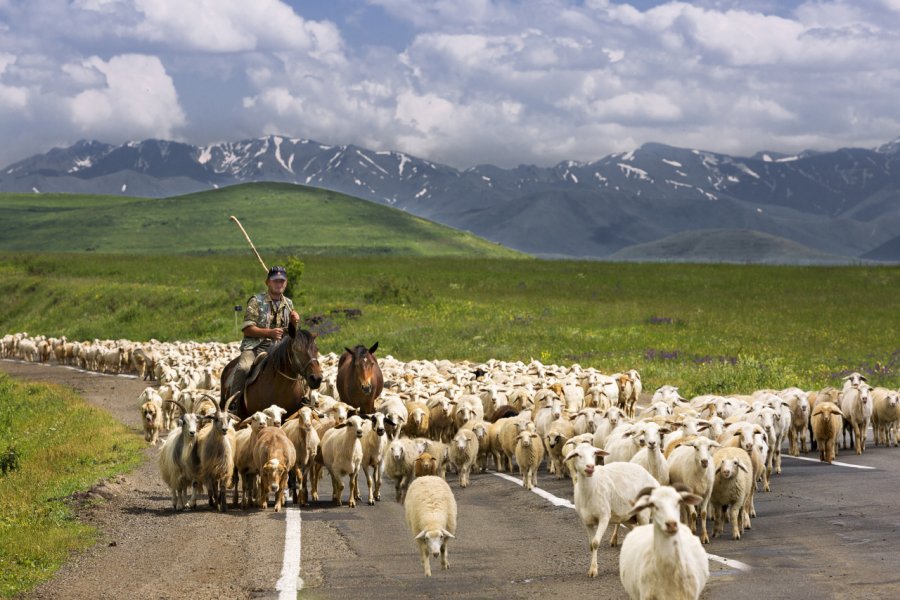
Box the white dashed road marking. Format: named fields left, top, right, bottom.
left=491, top=471, right=753, bottom=572
left=277, top=507, right=304, bottom=598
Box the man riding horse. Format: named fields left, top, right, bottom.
left=225, top=265, right=300, bottom=409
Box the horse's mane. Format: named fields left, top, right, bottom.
left=263, top=329, right=314, bottom=372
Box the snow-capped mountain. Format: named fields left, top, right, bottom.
left=2, top=135, right=899, bottom=261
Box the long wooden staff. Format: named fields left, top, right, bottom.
left=229, top=216, right=268, bottom=272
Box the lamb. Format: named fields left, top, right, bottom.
left=459, top=420, right=491, bottom=472
left=414, top=438, right=450, bottom=478
left=197, top=409, right=238, bottom=512
left=384, top=437, right=418, bottom=503
left=666, top=436, right=719, bottom=544
left=253, top=425, right=297, bottom=512
left=233, top=411, right=269, bottom=509
left=840, top=383, right=872, bottom=454
left=781, top=388, right=811, bottom=456
left=414, top=452, right=439, bottom=477
left=140, top=398, right=164, bottom=445
left=564, top=443, right=659, bottom=577
left=871, top=387, right=900, bottom=447
left=404, top=475, right=458, bottom=577
left=449, top=429, right=479, bottom=487
left=158, top=408, right=201, bottom=510
left=358, top=412, right=390, bottom=505
left=514, top=430, right=545, bottom=490
left=630, top=421, right=671, bottom=485
left=281, top=406, right=320, bottom=506
left=545, top=418, right=576, bottom=479
left=317, top=414, right=365, bottom=507
left=402, top=400, right=431, bottom=438
left=262, top=404, right=288, bottom=426
left=618, top=485, right=709, bottom=600
left=811, top=402, right=843, bottom=464
left=710, top=447, right=753, bottom=540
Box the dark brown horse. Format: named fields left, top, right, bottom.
left=220, top=324, right=323, bottom=421
left=336, top=342, right=383, bottom=415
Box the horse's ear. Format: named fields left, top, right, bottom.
left=288, top=322, right=297, bottom=338
left=369, top=342, right=379, bottom=354
left=344, top=347, right=353, bottom=355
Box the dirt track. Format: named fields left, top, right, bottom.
left=5, top=359, right=900, bottom=600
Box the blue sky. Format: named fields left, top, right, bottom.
left=1, top=0, right=898, bottom=169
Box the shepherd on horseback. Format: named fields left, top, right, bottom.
left=225, top=265, right=300, bottom=409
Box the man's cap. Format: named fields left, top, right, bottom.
left=267, top=265, right=287, bottom=280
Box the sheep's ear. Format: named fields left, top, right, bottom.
left=659, top=427, right=672, bottom=435
left=859, top=375, right=868, bottom=382
left=384, top=417, right=396, bottom=427
left=594, top=448, right=610, bottom=457
left=628, top=496, right=653, bottom=518
left=530, top=433, right=540, bottom=439
left=709, top=440, right=721, bottom=448
left=564, top=450, right=579, bottom=462
left=736, top=462, right=750, bottom=473
left=415, top=530, right=427, bottom=540
left=679, top=491, right=703, bottom=506
left=440, top=528, right=455, bottom=539
left=334, top=422, right=348, bottom=430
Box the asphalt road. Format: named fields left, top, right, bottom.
left=3, top=359, right=899, bottom=600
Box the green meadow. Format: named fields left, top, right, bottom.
left=0, top=183, right=521, bottom=257
left=0, top=183, right=898, bottom=596
left=1, top=252, right=897, bottom=395
left=0, top=375, right=143, bottom=597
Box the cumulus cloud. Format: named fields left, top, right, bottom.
left=2, top=0, right=900, bottom=169
left=67, top=54, right=185, bottom=138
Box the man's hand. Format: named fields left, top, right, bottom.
left=289, top=310, right=300, bottom=325
left=270, top=328, right=284, bottom=341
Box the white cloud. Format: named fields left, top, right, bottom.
left=67, top=54, right=185, bottom=139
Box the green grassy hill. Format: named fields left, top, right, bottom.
left=0, top=183, right=523, bottom=258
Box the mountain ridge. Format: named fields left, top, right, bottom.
left=2, top=135, right=899, bottom=262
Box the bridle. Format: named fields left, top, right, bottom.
left=277, top=335, right=320, bottom=383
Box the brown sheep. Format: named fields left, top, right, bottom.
left=811, top=402, right=843, bottom=464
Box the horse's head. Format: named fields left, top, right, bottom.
left=344, top=342, right=379, bottom=395
left=288, top=323, right=323, bottom=390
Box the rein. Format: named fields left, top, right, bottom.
left=276, top=337, right=319, bottom=383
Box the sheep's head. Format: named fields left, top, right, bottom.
left=415, top=528, right=455, bottom=557
left=629, top=484, right=701, bottom=535
left=389, top=439, right=406, bottom=460
left=263, top=458, right=287, bottom=493
left=684, top=437, right=719, bottom=469
left=715, top=456, right=749, bottom=480
left=564, top=443, right=609, bottom=477
left=517, top=430, right=539, bottom=448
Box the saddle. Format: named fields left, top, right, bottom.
left=244, top=351, right=269, bottom=388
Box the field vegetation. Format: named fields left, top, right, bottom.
left=0, top=183, right=521, bottom=258
left=1, top=252, right=897, bottom=395
left=0, top=375, right=143, bottom=597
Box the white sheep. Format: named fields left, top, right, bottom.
left=840, top=383, right=872, bottom=454
left=317, top=414, right=365, bottom=507
left=158, top=409, right=201, bottom=510
left=197, top=409, right=238, bottom=512
left=358, top=412, right=390, bottom=505
left=618, top=485, right=709, bottom=600
left=281, top=406, right=320, bottom=506
left=872, top=387, right=900, bottom=446
left=449, top=429, right=479, bottom=487
left=404, top=475, right=458, bottom=577
left=666, top=436, right=719, bottom=544
left=564, top=443, right=659, bottom=577
left=630, top=421, right=671, bottom=485
left=384, top=437, right=418, bottom=503
left=710, top=446, right=753, bottom=540
left=514, top=429, right=545, bottom=490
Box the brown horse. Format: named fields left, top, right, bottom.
left=220, top=324, right=323, bottom=421
left=336, top=342, right=383, bottom=415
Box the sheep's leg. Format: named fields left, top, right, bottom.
left=440, top=539, right=450, bottom=571
left=699, top=500, right=710, bottom=544
left=311, top=463, right=321, bottom=502
left=775, top=443, right=782, bottom=474
left=364, top=466, right=375, bottom=506
left=258, top=476, right=269, bottom=509
left=418, top=540, right=432, bottom=577
left=330, top=471, right=343, bottom=506
left=587, top=515, right=609, bottom=577
left=729, top=503, right=742, bottom=540
left=373, top=465, right=382, bottom=501
left=348, top=471, right=359, bottom=508
left=854, top=422, right=863, bottom=455
left=788, top=429, right=797, bottom=457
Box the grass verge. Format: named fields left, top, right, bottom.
left=0, top=374, right=143, bottom=598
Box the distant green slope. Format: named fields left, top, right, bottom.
left=0, top=183, right=524, bottom=258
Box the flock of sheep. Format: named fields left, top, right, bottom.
left=3, top=331, right=899, bottom=599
